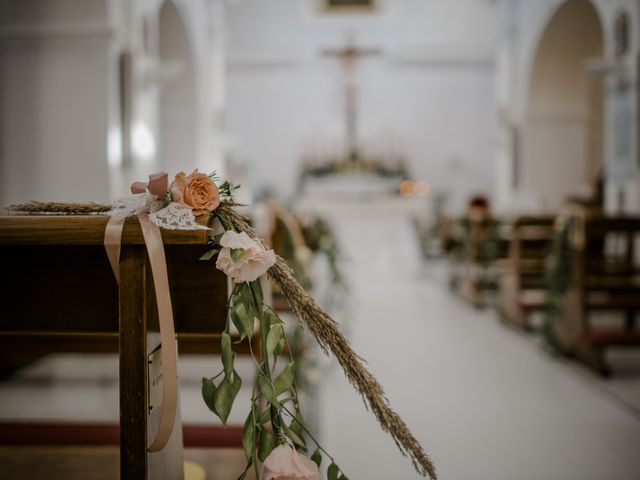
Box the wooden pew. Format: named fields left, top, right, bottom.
left=497, top=215, right=555, bottom=330
left=451, top=217, right=508, bottom=307
left=547, top=211, right=640, bottom=374
left=0, top=215, right=228, bottom=479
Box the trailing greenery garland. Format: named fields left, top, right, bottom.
left=216, top=204, right=436, bottom=479
left=540, top=214, right=576, bottom=353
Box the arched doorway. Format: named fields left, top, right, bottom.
left=158, top=1, right=197, bottom=173
left=523, top=0, right=604, bottom=209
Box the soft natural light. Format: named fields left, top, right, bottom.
left=132, top=122, right=156, bottom=163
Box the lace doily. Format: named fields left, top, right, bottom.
left=110, top=193, right=162, bottom=220
left=149, top=202, right=210, bottom=230
left=110, top=194, right=209, bottom=231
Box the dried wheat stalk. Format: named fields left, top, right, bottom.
left=4, top=201, right=111, bottom=215
left=217, top=204, right=437, bottom=479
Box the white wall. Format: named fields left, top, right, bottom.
left=494, top=0, right=640, bottom=214
left=225, top=0, right=498, bottom=212
left=0, top=0, right=226, bottom=205
left=0, top=0, right=116, bottom=204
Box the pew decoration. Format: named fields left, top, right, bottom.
left=301, top=216, right=344, bottom=285
left=541, top=214, right=578, bottom=352
left=5, top=170, right=437, bottom=480
left=537, top=207, right=640, bottom=374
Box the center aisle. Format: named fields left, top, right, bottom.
left=317, top=207, right=640, bottom=480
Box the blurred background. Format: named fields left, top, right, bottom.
left=1, top=0, right=640, bottom=479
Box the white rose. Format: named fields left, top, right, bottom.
left=215, top=230, right=276, bottom=283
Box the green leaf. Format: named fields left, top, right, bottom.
left=201, top=378, right=217, bottom=414
left=230, top=301, right=254, bottom=340
left=257, top=373, right=277, bottom=404
left=258, top=408, right=272, bottom=425
left=289, top=409, right=305, bottom=439
left=262, top=305, right=283, bottom=326
left=231, top=248, right=244, bottom=263
left=337, top=474, right=349, bottom=480
left=258, top=429, right=277, bottom=462
left=311, top=448, right=322, bottom=468
left=283, top=423, right=306, bottom=450
left=211, top=233, right=224, bottom=245
left=239, top=282, right=254, bottom=306
left=273, top=363, right=294, bottom=397
left=214, top=370, right=242, bottom=424
left=199, top=248, right=219, bottom=261
left=260, top=304, right=280, bottom=339
left=221, top=332, right=234, bottom=378
left=327, top=462, right=340, bottom=480
left=266, top=323, right=283, bottom=357
left=259, top=310, right=271, bottom=340
left=242, top=410, right=257, bottom=461
left=249, top=280, right=263, bottom=307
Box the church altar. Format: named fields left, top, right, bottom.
left=296, top=162, right=429, bottom=221
left=300, top=170, right=405, bottom=199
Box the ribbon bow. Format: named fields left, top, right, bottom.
left=130, top=172, right=169, bottom=196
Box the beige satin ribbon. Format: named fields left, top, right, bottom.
left=104, top=172, right=178, bottom=453
left=138, top=212, right=178, bottom=453
left=104, top=216, right=125, bottom=284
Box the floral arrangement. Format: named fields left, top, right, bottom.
left=7, top=170, right=437, bottom=480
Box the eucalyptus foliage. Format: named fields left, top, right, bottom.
left=201, top=220, right=347, bottom=479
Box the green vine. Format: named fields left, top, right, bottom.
left=540, top=214, right=576, bottom=353
left=199, top=212, right=348, bottom=479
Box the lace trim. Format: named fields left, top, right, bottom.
left=149, top=202, right=210, bottom=231
left=110, top=193, right=154, bottom=220
left=110, top=194, right=209, bottom=231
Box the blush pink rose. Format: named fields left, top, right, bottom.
left=262, top=444, right=321, bottom=480
left=215, top=231, right=276, bottom=283
left=170, top=170, right=220, bottom=215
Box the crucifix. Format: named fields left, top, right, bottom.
left=322, top=34, right=382, bottom=159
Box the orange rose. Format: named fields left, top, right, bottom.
left=170, top=170, right=220, bottom=215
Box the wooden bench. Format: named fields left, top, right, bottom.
left=453, top=217, right=508, bottom=307
left=497, top=215, right=555, bottom=329
left=0, top=215, right=228, bottom=479
left=547, top=212, right=640, bottom=374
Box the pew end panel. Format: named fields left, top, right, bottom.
left=497, top=216, right=555, bottom=329
left=550, top=214, right=640, bottom=375
left=0, top=215, right=230, bottom=479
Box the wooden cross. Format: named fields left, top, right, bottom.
left=322, top=34, right=382, bottom=158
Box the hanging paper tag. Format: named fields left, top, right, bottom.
left=148, top=346, right=164, bottom=414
